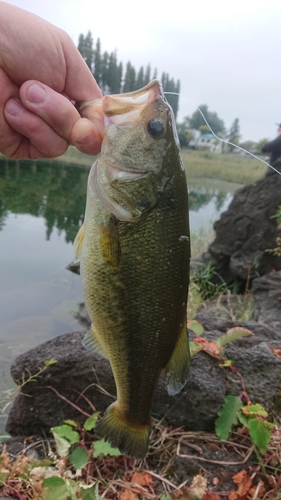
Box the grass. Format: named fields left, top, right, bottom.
left=55, top=147, right=267, bottom=184
left=54, top=146, right=96, bottom=167
left=1, top=146, right=268, bottom=183
left=181, top=149, right=267, bottom=184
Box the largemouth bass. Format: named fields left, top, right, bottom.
left=74, top=80, right=190, bottom=459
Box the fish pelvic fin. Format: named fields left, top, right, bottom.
left=95, top=402, right=150, bottom=460
left=163, top=323, right=190, bottom=396
left=73, top=223, right=85, bottom=260
left=83, top=325, right=108, bottom=359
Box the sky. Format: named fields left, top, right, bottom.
left=5, top=0, right=281, bottom=142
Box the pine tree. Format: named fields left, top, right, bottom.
left=101, top=51, right=109, bottom=91
left=161, top=73, right=180, bottom=119
left=93, top=38, right=102, bottom=86
left=78, top=31, right=94, bottom=71
left=144, top=64, right=151, bottom=85
left=136, top=66, right=144, bottom=90
left=123, top=62, right=136, bottom=92
left=187, top=105, right=225, bottom=135
left=228, top=118, right=240, bottom=150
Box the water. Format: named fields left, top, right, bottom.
left=0, top=158, right=241, bottom=432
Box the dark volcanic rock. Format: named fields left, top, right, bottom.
left=252, top=272, right=281, bottom=327
left=6, top=330, right=225, bottom=436
left=6, top=307, right=281, bottom=437
left=192, top=173, right=281, bottom=283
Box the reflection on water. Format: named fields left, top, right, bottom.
left=0, top=158, right=241, bottom=431
left=188, top=177, right=242, bottom=231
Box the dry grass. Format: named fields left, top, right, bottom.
left=54, top=146, right=96, bottom=167
left=1, top=419, right=281, bottom=499
left=42, top=147, right=268, bottom=184
left=182, top=150, right=267, bottom=184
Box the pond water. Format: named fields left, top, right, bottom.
left=0, top=158, right=241, bottom=432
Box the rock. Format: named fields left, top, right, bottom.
left=252, top=272, right=281, bottom=327
left=6, top=307, right=281, bottom=437
left=191, top=173, right=281, bottom=284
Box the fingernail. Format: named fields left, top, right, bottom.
left=26, top=82, right=46, bottom=104
left=5, top=99, right=24, bottom=116
left=76, top=134, right=94, bottom=147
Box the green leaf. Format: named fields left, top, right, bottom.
left=51, top=432, right=71, bottom=458
left=65, top=479, right=78, bottom=499
left=160, top=496, right=173, bottom=500
left=216, top=327, right=252, bottom=348
left=43, top=484, right=70, bottom=500
left=215, top=395, right=243, bottom=440
left=189, top=340, right=203, bottom=356
left=42, top=476, right=66, bottom=488
left=187, top=320, right=204, bottom=336
left=0, top=471, right=8, bottom=485
left=64, top=419, right=78, bottom=428
left=44, top=358, right=57, bottom=366
left=51, top=424, right=80, bottom=445
left=247, top=418, right=271, bottom=454
left=69, top=445, right=89, bottom=470
left=237, top=410, right=249, bottom=427
left=84, top=413, right=100, bottom=431
left=242, top=404, right=268, bottom=417
left=81, top=482, right=101, bottom=500
left=30, top=459, right=54, bottom=468
left=93, top=438, right=121, bottom=458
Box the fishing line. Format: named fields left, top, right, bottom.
left=164, top=91, right=281, bottom=176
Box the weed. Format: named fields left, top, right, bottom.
left=191, top=264, right=228, bottom=300
left=266, top=205, right=281, bottom=257
left=188, top=321, right=280, bottom=466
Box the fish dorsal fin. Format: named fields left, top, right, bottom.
left=162, top=322, right=190, bottom=396
left=83, top=325, right=108, bottom=359
left=73, top=223, right=85, bottom=260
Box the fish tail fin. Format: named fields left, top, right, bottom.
left=95, top=402, right=150, bottom=460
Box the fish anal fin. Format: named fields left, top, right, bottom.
left=73, top=223, right=85, bottom=260
left=163, top=323, right=190, bottom=396
left=83, top=325, right=108, bottom=359
left=95, top=402, right=150, bottom=460
left=100, top=219, right=121, bottom=267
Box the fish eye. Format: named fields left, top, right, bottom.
left=147, top=119, right=164, bottom=137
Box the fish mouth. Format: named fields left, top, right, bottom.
left=102, top=80, right=162, bottom=119
left=78, top=80, right=164, bottom=128
left=106, top=163, right=149, bottom=182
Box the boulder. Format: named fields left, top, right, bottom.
left=6, top=275, right=281, bottom=437
left=192, top=173, right=281, bottom=284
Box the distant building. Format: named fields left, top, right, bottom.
left=188, top=130, right=222, bottom=153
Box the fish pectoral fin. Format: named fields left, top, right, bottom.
left=95, top=402, right=150, bottom=460
left=73, top=223, right=85, bottom=260
left=100, top=218, right=121, bottom=267
left=162, top=323, right=190, bottom=396
left=83, top=325, right=108, bottom=359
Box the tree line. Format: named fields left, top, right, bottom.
left=77, top=32, right=180, bottom=118
left=177, top=105, right=268, bottom=153
left=77, top=33, right=268, bottom=152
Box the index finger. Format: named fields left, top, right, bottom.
left=19, top=81, right=102, bottom=155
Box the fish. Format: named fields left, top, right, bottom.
left=74, top=80, right=190, bottom=459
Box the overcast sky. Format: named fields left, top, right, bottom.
left=5, top=0, right=281, bottom=142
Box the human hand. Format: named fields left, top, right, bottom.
left=0, top=2, right=103, bottom=159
